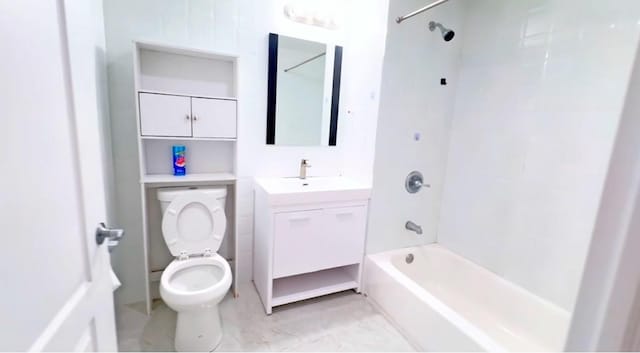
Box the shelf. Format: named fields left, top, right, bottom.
left=136, top=40, right=238, bottom=62
left=141, top=172, right=236, bottom=184
left=138, top=89, right=237, bottom=101
left=141, top=135, right=236, bottom=142
left=272, top=266, right=359, bottom=307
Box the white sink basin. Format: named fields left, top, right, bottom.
left=254, top=176, right=371, bottom=206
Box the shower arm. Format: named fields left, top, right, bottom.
left=396, top=0, right=450, bottom=24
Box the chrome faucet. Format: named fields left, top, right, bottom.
left=299, top=159, right=312, bottom=179
left=405, top=221, right=423, bottom=235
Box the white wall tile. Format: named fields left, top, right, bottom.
left=437, top=0, right=640, bottom=310
left=367, top=0, right=467, bottom=253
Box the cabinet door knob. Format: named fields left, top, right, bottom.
left=193, top=115, right=198, bottom=121
left=185, top=114, right=190, bottom=120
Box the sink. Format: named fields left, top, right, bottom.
left=254, top=176, right=371, bottom=206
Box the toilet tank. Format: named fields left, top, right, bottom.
left=157, top=186, right=227, bottom=213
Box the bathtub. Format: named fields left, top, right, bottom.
left=364, top=244, right=570, bottom=352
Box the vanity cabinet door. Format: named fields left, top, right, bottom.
left=272, top=205, right=367, bottom=278
left=273, top=209, right=322, bottom=278
left=138, top=93, right=191, bottom=137
left=320, top=206, right=367, bottom=267
left=191, top=97, right=237, bottom=138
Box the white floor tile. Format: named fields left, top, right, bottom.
left=116, top=284, right=414, bottom=352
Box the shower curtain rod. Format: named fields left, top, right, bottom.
left=396, top=0, right=450, bottom=23
left=284, top=52, right=326, bottom=72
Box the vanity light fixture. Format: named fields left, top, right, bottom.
left=283, top=0, right=342, bottom=30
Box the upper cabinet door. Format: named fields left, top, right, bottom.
left=139, top=93, right=191, bottom=137
left=191, top=97, right=237, bottom=139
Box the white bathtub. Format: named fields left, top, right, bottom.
left=364, top=244, right=570, bottom=352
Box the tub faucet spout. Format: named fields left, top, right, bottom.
left=405, top=221, right=423, bottom=235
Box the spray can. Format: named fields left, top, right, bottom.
left=172, top=145, right=186, bottom=176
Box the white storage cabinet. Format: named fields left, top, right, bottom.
left=139, top=93, right=236, bottom=139
left=133, top=41, right=240, bottom=315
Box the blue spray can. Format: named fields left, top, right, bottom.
left=172, top=145, right=186, bottom=176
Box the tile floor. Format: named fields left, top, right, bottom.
left=116, top=284, right=415, bottom=352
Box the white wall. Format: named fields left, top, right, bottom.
left=566, top=39, right=640, bottom=351
left=235, top=0, right=388, bottom=180
left=103, top=0, right=388, bottom=304
left=438, top=0, right=640, bottom=310
left=367, top=0, right=466, bottom=253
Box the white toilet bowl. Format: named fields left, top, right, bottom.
left=161, top=254, right=231, bottom=351
left=157, top=186, right=232, bottom=352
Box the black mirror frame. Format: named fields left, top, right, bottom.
left=266, top=33, right=342, bottom=146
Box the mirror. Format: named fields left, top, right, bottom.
left=266, top=33, right=343, bottom=146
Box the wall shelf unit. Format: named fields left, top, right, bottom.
left=133, top=40, right=240, bottom=315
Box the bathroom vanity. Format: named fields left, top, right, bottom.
left=253, top=177, right=371, bottom=314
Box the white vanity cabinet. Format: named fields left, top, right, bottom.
left=273, top=206, right=367, bottom=278
left=138, top=92, right=237, bottom=139
left=253, top=177, right=371, bottom=314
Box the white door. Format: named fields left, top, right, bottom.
left=139, top=93, right=192, bottom=137
left=0, top=0, right=119, bottom=351
left=192, top=97, right=237, bottom=138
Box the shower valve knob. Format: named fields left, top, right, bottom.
left=405, top=171, right=428, bottom=193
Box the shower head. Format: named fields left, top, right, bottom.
left=429, top=21, right=455, bottom=41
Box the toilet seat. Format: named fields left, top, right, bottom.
left=160, top=254, right=232, bottom=308
left=161, top=192, right=226, bottom=257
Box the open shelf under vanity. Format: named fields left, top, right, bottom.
left=271, top=265, right=360, bottom=307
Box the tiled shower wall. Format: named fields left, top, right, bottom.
left=367, top=0, right=466, bottom=253
left=438, top=0, right=640, bottom=310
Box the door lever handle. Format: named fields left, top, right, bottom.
left=96, top=222, right=125, bottom=252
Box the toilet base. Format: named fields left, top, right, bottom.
left=174, top=306, right=223, bottom=352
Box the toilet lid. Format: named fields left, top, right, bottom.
left=161, top=192, right=226, bottom=256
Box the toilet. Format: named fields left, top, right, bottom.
left=157, top=186, right=232, bottom=352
